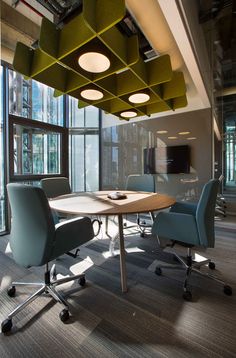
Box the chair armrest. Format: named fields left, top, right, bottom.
left=170, top=202, right=197, bottom=216
left=52, top=217, right=94, bottom=259
left=152, top=211, right=199, bottom=247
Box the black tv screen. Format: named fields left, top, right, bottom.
left=144, top=145, right=190, bottom=174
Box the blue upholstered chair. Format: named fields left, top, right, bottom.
left=41, top=177, right=102, bottom=237
left=40, top=177, right=71, bottom=198
left=124, top=174, right=155, bottom=237
left=152, top=179, right=232, bottom=300
left=1, top=183, right=94, bottom=334
left=40, top=177, right=72, bottom=224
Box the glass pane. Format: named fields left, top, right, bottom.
left=102, top=123, right=149, bottom=189
left=85, top=135, right=99, bottom=191
left=69, top=97, right=84, bottom=127
left=0, top=66, right=5, bottom=232
left=13, top=124, right=61, bottom=175
left=85, top=106, right=99, bottom=127
left=9, top=69, right=64, bottom=126
left=69, top=134, right=85, bottom=191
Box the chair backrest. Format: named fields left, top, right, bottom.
left=126, top=174, right=155, bottom=192
left=40, top=177, right=71, bottom=198
left=7, top=183, right=55, bottom=267
left=196, top=179, right=219, bottom=247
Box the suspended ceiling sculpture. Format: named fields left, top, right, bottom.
left=13, top=0, right=187, bottom=120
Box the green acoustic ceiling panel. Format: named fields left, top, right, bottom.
left=13, top=0, right=187, bottom=120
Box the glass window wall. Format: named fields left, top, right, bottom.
left=0, top=66, right=5, bottom=232
left=9, top=69, right=64, bottom=126
left=69, top=98, right=100, bottom=191
left=13, top=124, right=61, bottom=175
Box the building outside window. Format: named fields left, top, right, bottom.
left=0, top=65, right=100, bottom=234
left=0, top=66, right=5, bottom=232
left=69, top=97, right=100, bottom=192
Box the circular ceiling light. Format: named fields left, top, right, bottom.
left=179, top=131, right=190, bottom=135
left=80, top=89, right=103, bottom=101
left=120, top=111, right=137, bottom=118
left=168, top=136, right=177, bottom=140
left=78, top=52, right=110, bottom=73
left=128, top=93, right=150, bottom=104
left=157, top=130, right=168, bottom=134
left=187, top=137, right=197, bottom=140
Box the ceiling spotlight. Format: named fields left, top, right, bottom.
left=128, top=93, right=150, bottom=104
left=179, top=131, right=190, bottom=135
left=187, top=137, right=196, bottom=140
left=157, top=130, right=168, bottom=134
left=78, top=52, right=110, bottom=73
left=80, top=89, right=104, bottom=100
left=168, top=136, right=177, bottom=139
left=120, top=111, right=137, bottom=118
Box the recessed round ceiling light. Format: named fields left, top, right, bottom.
left=168, top=136, right=177, bottom=139
left=187, top=137, right=197, bottom=140
left=179, top=131, right=190, bottom=135
left=80, top=89, right=104, bottom=101
left=128, top=93, right=150, bottom=104
left=157, top=130, right=168, bottom=134
left=120, top=111, right=137, bottom=118
left=78, top=52, right=110, bottom=73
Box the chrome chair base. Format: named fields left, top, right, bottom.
left=123, top=212, right=155, bottom=237
left=155, top=248, right=232, bottom=300
left=1, top=264, right=86, bottom=333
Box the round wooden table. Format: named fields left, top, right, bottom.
left=50, top=190, right=175, bottom=292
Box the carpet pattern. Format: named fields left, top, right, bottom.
left=0, top=217, right=235, bottom=357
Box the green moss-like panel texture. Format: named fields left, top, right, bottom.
left=13, top=0, right=187, bottom=120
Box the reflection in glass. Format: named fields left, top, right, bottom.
left=69, top=97, right=85, bottom=127
left=86, top=135, right=99, bottom=191
left=69, top=134, right=85, bottom=191
left=69, top=98, right=99, bottom=192
left=9, top=69, right=64, bottom=126
left=0, top=66, right=5, bottom=232
left=102, top=123, right=149, bottom=189
left=13, top=124, right=61, bottom=175
left=85, top=106, right=99, bottom=127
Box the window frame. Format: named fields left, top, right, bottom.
left=9, top=114, right=68, bottom=182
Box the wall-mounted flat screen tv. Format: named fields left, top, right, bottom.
left=144, top=145, right=190, bottom=174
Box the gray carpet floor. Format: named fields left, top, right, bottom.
left=0, top=216, right=235, bottom=357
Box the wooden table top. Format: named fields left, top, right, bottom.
left=49, top=190, right=176, bottom=216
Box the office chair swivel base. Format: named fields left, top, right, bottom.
left=123, top=212, right=154, bottom=237
left=1, top=264, right=86, bottom=334
left=155, top=248, right=232, bottom=301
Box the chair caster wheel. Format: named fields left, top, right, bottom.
left=79, top=277, right=86, bottom=287
left=183, top=291, right=192, bottom=301
left=59, top=309, right=70, bottom=322
left=223, top=285, right=232, bottom=296
left=209, top=262, right=215, bottom=270
left=7, top=286, right=16, bottom=297
left=140, top=232, right=145, bottom=238
left=155, top=267, right=162, bottom=276
left=1, top=319, right=12, bottom=334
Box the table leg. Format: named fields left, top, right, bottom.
left=118, top=214, right=127, bottom=293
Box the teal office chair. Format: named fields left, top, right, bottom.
left=152, top=179, right=232, bottom=300
left=41, top=177, right=102, bottom=237
left=40, top=177, right=71, bottom=198
left=124, top=174, right=155, bottom=237
left=1, top=183, right=94, bottom=334
left=40, top=177, right=71, bottom=223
